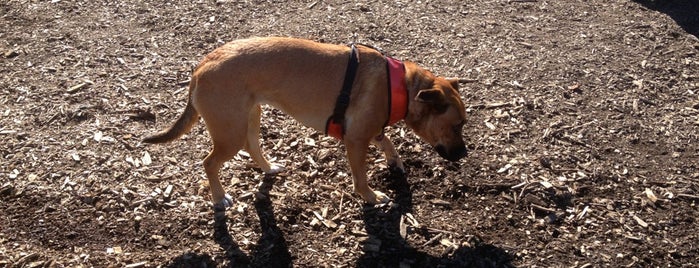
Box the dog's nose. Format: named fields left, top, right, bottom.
left=450, top=146, right=468, bottom=161
left=436, top=145, right=467, bottom=162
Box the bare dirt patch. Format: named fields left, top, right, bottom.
left=1, top=0, right=698, bottom=267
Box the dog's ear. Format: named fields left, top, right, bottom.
left=415, top=88, right=445, bottom=104
left=447, top=78, right=460, bottom=90
left=446, top=78, right=476, bottom=90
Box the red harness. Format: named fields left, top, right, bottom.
left=326, top=54, right=407, bottom=139
left=385, top=56, right=408, bottom=126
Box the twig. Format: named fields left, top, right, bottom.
left=419, top=226, right=460, bottom=235
left=676, top=193, right=699, bottom=200
left=67, top=81, right=94, bottom=93
left=421, top=233, right=443, bottom=247
left=42, top=112, right=61, bottom=126
left=555, top=134, right=590, bottom=148
left=458, top=78, right=478, bottom=83
left=518, top=182, right=537, bottom=199
left=530, top=203, right=556, bottom=213
left=338, top=191, right=344, bottom=217
left=470, top=102, right=513, bottom=110
left=177, top=79, right=191, bottom=86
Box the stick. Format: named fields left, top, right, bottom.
left=67, top=82, right=92, bottom=93
left=458, top=78, right=478, bottom=83
left=470, top=102, right=513, bottom=110
left=421, top=233, right=443, bottom=247
left=420, top=226, right=459, bottom=235
left=677, top=193, right=699, bottom=200
left=530, top=203, right=556, bottom=213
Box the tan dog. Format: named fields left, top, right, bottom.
left=143, top=37, right=467, bottom=207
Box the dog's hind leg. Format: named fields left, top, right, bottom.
left=200, top=107, right=248, bottom=208
left=372, top=133, right=406, bottom=174
left=203, top=146, right=238, bottom=208
left=244, top=105, right=284, bottom=174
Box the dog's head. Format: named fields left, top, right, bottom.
left=403, top=62, right=467, bottom=162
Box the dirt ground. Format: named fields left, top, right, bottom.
left=1, top=0, right=698, bottom=267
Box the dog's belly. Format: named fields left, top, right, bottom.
left=258, top=98, right=331, bottom=132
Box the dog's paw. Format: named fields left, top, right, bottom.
left=212, top=194, right=234, bottom=218
left=213, top=193, right=234, bottom=211
left=371, top=190, right=391, bottom=204
left=265, top=163, right=285, bottom=175
left=388, top=160, right=406, bottom=175
left=223, top=193, right=234, bottom=206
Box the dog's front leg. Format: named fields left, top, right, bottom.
left=345, top=138, right=390, bottom=204
left=372, top=133, right=406, bottom=174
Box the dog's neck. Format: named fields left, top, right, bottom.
left=385, top=56, right=408, bottom=127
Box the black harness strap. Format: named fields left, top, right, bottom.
left=325, top=44, right=359, bottom=137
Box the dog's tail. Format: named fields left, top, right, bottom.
left=142, top=82, right=199, bottom=144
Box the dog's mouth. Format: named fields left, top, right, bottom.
left=435, top=144, right=467, bottom=162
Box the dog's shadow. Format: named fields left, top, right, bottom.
left=165, top=174, right=291, bottom=268
left=213, top=174, right=292, bottom=268
left=356, top=168, right=515, bottom=268
left=166, top=169, right=513, bottom=267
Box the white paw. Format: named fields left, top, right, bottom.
left=359, top=189, right=392, bottom=204
left=265, top=163, right=285, bottom=175
left=221, top=193, right=234, bottom=207
left=373, top=190, right=391, bottom=204
left=212, top=193, right=234, bottom=212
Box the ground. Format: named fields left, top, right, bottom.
left=1, top=0, right=698, bottom=267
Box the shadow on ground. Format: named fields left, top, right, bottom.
left=165, top=174, right=292, bottom=268
left=634, top=0, right=699, bottom=37
left=164, top=170, right=512, bottom=268
left=356, top=168, right=515, bottom=268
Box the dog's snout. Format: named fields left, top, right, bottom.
left=435, top=144, right=467, bottom=162
left=452, top=146, right=467, bottom=160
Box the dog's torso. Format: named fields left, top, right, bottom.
left=193, top=37, right=391, bottom=138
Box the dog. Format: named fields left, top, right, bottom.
left=143, top=37, right=468, bottom=207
